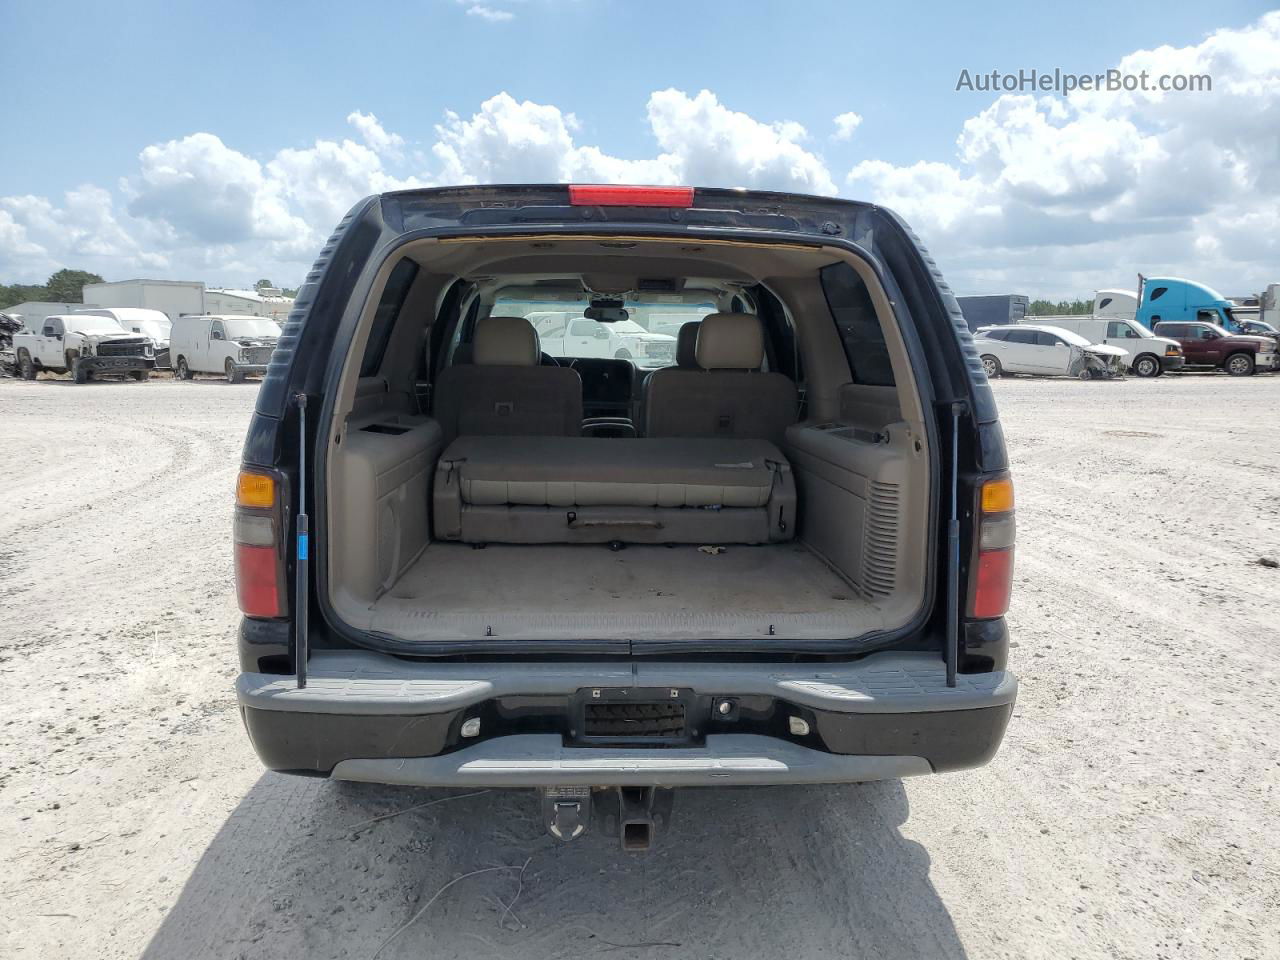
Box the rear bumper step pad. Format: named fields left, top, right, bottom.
left=330, top=734, right=931, bottom=787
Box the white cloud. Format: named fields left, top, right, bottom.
left=465, top=4, right=514, bottom=22
left=346, top=110, right=405, bottom=158
left=644, top=89, right=836, bottom=195
left=832, top=112, right=863, bottom=141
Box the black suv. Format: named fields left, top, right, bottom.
left=233, top=184, right=1017, bottom=849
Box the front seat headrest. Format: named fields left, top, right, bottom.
left=473, top=316, right=540, bottom=366
left=675, top=320, right=702, bottom=368
left=695, top=313, right=764, bottom=370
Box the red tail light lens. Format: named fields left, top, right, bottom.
left=969, top=475, right=1015, bottom=619
left=235, top=542, right=283, bottom=618
left=971, top=548, right=1014, bottom=619
left=569, top=184, right=694, bottom=208
left=234, top=469, right=287, bottom=618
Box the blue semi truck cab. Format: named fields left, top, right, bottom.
left=1136, top=276, right=1244, bottom=332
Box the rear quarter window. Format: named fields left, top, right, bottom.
left=818, top=263, right=895, bottom=387
left=359, top=258, right=419, bottom=377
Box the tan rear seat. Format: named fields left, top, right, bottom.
left=643, top=313, right=798, bottom=445
left=434, top=436, right=795, bottom=545
left=433, top=316, right=583, bottom=444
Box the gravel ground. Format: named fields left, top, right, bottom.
left=1, top=373, right=1277, bottom=960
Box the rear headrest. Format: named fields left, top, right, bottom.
left=675, top=320, right=702, bottom=368
left=695, top=313, right=764, bottom=370
left=474, top=316, right=539, bottom=367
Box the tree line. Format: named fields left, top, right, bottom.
left=0, top=269, right=104, bottom=310
left=1027, top=299, right=1094, bottom=316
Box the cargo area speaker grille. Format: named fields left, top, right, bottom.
left=862, top=480, right=900, bottom=598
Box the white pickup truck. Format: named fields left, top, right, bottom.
left=13, top=314, right=155, bottom=382
left=526, top=312, right=677, bottom=368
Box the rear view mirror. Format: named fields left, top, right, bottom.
left=585, top=297, right=628, bottom=323
left=584, top=306, right=629, bottom=323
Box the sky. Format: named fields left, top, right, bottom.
left=2, top=0, right=1278, bottom=298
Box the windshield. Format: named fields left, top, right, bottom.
left=68, top=316, right=126, bottom=334
left=133, top=319, right=171, bottom=339
left=492, top=294, right=717, bottom=368
left=1040, top=327, right=1091, bottom=347
left=224, top=318, right=280, bottom=339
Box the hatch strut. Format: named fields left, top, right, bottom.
left=945, top=400, right=964, bottom=687
left=294, top=392, right=310, bottom=689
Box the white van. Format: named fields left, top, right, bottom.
left=1036, top=316, right=1184, bottom=377
left=75, top=307, right=173, bottom=368
left=170, top=314, right=280, bottom=383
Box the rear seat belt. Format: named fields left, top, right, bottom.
left=766, top=459, right=789, bottom=534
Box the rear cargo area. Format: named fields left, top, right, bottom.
left=322, top=234, right=933, bottom=650
left=343, top=542, right=888, bottom=642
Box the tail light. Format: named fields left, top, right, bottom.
left=969, top=475, right=1015, bottom=619
left=568, top=184, right=695, bottom=208
left=234, top=468, right=287, bottom=618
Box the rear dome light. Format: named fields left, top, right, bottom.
left=569, top=185, right=694, bottom=208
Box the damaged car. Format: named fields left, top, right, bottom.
left=975, top=324, right=1128, bottom=380
left=13, top=314, right=155, bottom=382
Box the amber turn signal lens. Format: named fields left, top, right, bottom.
left=980, top=477, right=1015, bottom=514
left=236, top=470, right=276, bottom=509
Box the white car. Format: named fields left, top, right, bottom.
left=526, top=313, right=677, bottom=368
left=75, top=307, right=173, bottom=368
left=170, top=314, right=280, bottom=383
left=975, top=324, right=1129, bottom=380
left=1027, top=315, right=1183, bottom=377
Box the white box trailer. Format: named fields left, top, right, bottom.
left=1262, top=283, right=1280, bottom=327
left=81, top=279, right=205, bottom=322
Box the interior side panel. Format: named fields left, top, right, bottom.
left=332, top=411, right=443, bottom=608
left=784, top=421, right=924, bottom=619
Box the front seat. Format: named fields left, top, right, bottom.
left=434, top=316, right=583, bottom=443
left=674, top=319, right=702, bottom=368
left=643, top=313, right=797, bottom=445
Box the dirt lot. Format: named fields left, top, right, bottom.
left=1, top=374, right=1278, bottom=960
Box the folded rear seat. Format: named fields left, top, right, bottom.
left=433, top=436, right=795, bottom=545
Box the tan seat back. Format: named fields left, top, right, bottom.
left=435, top=316, right=583, bottom=443
left=643, top=313, right=797, bottom=445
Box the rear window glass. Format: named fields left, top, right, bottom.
left=818, top=263, right=895, bottom=387
left=1005, top=329, right=1038, bottom=344
left=360, top=258, right=419, bottom=377
left=493, top=294, right=715, bottom=370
